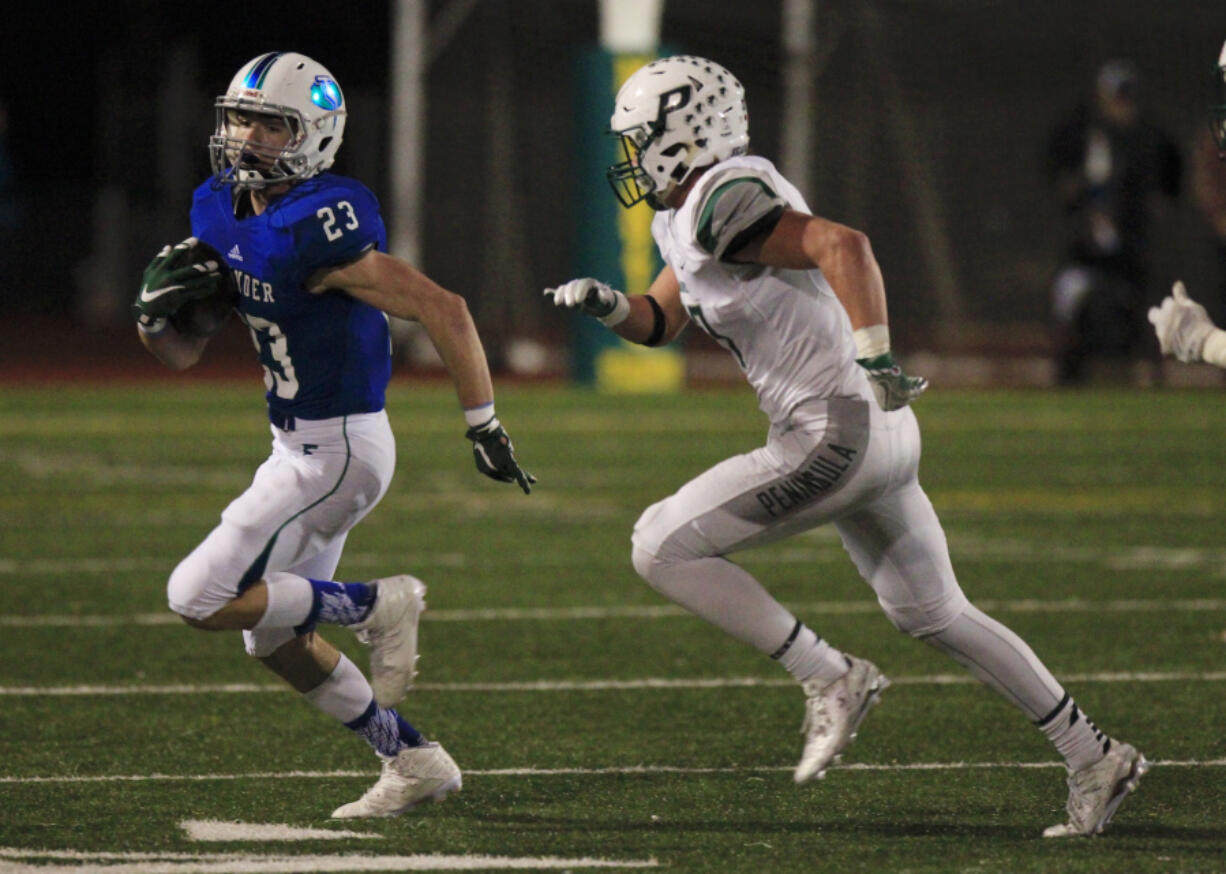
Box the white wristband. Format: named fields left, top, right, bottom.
left=597, top=290, right=631, bottom=327
left=852, top=324, right=890, bottom=359
left=1202, top=329, right=1226, bottom=368
left=464, top=403, right=495, bottom=428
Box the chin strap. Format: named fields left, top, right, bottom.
left=236, top=158, right=305, bottom=190
left=237, top=158, right=269, bottom=189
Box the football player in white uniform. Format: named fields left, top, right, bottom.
left=134, top=52, right=533, bottom=818
left=547, top=55, right=1145, bottom=837
left=1149, top=42, right=1226, bottom=368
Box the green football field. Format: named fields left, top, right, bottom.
left=1, top=380, right=1223, bottom=873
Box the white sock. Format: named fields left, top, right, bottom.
left=253, top=571, right=315, bottom=629
left=1037, top=694, right=1112, bottom=772
left=302, top=653, right=373, bottom=723
left=773, top=621, right=850, bottom=687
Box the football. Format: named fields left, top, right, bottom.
left=170, top=241, right=239, bottom=338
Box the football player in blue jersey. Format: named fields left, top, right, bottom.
left=132, top=51, right=534, bottom=818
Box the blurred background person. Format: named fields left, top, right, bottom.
left=0, top=100, right=18, bottom=290
left=1190, top=127, right=1226, bottom=322
left=1045, top=59, right=1182, bottom=385
left=1151, top=41, right=1226, bottom=373
left=1190, top=41, right=1226, bottom=326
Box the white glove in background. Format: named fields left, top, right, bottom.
left=1147, top=281, right=1218, bottom=364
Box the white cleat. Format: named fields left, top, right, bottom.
left=1042, top=742, right=1148, bottom=837
left=794, top=655, right=889, bottom=784
left=352, top=575, right=426, bottom=709
left=331, top=742, right=462, bottom=819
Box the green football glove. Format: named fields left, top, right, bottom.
left=856, top=352, right=928, bottom=411
left=132, top=237, right=225, bottom=331
left=465, top=416, right=536, bottom=494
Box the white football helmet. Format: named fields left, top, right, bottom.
left=607, top=55, right=749, bottom=209
left=209, top=52, right=346, bottom=190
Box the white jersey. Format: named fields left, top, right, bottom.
left=651, top=155, right=873, bottom=424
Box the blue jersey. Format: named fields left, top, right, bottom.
left=190, top=173, right=392, bottom=422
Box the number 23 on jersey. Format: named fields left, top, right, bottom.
left=317, top=201, right=359, bottom=241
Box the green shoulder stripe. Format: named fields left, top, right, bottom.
left=695, top=177, right=780, bottom=255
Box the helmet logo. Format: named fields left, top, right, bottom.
left=242, top=52, right=285, bottom=90
left=310, top=76, right=343, bottom=110
left=657, top=85, right=696, bottom=122
left=660, top=85, right=692, bottom=115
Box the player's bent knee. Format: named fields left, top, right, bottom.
left=166, top=575, right=218, bottom=626
left=879, top=593, right=968, bottom=639
left=631, top=543, right=665, bottom=586
left=166, top=554, right=239, bottom=624
left=632, top=543, right=690, bottom=601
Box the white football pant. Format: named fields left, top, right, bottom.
left=166, top=411, right=395, bottom=657
left=631, top=397, right=1065, bottom=722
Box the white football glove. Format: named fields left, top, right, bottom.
left=1147, top=281, right=1217, bottom=363
left=543, top=278, right=630, bottom=327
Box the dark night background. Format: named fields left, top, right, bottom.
left=4, top=1, right=1226, bottom=372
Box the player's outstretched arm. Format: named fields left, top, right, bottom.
left=132, top=237, right=221, bottom=370
left=1148, top=280, right=1226, bottom=368
left=737, top=209, right=927, bottom=411
left=544, top=266, right=688, bottom=348
left=311, top=249, right=535, bottom=493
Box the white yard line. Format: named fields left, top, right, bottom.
left=1, top=669, right=1224, bottom=698
left=179, top=821, right=378, bottom=842
left=0, top=759, right=1222, bottom=787
left=3, top=668, right=1224, bottom=698
left=0, top=848, right=659, bottom=872
left=2, top=597, right=1224, bottom=628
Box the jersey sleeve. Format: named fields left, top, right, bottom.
left=692, top=171, right=787, bottom=261
left=278, top=181, right=387, bottom=276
